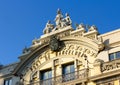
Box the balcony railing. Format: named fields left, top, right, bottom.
left=28, top=69, right=87, bottom=85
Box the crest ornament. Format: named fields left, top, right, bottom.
left=49, top=35, right=60, bottom=51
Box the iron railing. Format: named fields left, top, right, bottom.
left=28, top=69, right=87, bottom=85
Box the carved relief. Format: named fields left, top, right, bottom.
left=30, top=41, right=98, bottom=72
left=57, top=43, right=97, bottom=59
left=101, top=59, right=120, bottom=72
left=49, top=35, right=60, bottom=51
left=54, top=59, right=59, bottom=66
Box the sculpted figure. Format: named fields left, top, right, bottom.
left=60, top=13, right=72, bottom=27
left=64, top=13, right=72, bottom=26
left=49, top=35, right=60, bottom=51
left=43, top=20, right=54, bottom=34
left=22, top=46, right=29, bottom=54
left=54, top=9, right=63, bottom=27
left=76, top=23, right=85, bottom=30
left=88, top=25, right=97, bottom=31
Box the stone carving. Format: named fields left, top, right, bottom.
left=32, top=72, right=38, bottom=81
left=94, top=59, right=104, bottom=64
left=76, top=23, right=85, bottom=30
left=88, top=25, right=97, bottom=31
left=54, top=9, right=72, bottom=30
left=101, top=59, right=120, bottom=72
left=30, top=51, right=51, bottom=71
left=62, top=13, right=72, bottom=27
left=54, top=9, right=63, bottom=29
left=49, top=35, right=60, bottom=51
left=22, top=46, right=29, bottom=54
left=54, top=59, right=59, bottom=66
left=57, top=43, right=97, bottom=58
left=30, top=43, right=97, bottom=72
left=43, top=20, right=54, bottom=34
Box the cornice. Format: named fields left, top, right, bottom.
left=13, top=42, right=49, bottom=75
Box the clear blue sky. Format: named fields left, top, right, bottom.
left=0, top=0, right=120, bottom=65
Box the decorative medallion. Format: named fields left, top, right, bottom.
left=49, top=35, right=60, bottom=51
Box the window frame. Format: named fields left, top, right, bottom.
left=62, top=62, right=75, bottom=82
left=109, top=51, right=120, bottom=61
left=40, top=68, right=52, bottom=85
left=40, top=68, right=52, bottom=80
left=4, top=78, right=12, bottom=85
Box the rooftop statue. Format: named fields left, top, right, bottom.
left=88, top=25, right=97, bottom=31
left=61, top=13, right=72, bottom=27
left=54, top=9, right=72, bottom=30
left=43, top=20, right=54, bottom=34
left=76, top=23, right=85, bottom=30
left=22, top=46, right=29, bottom=54
left=64, top=13, right=72, bottom=26
left=54, top=9, right=63, bottom=28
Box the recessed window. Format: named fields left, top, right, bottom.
left=4, top=78, right=12, bottom=85
left=109, top=51, right=120, bottom=61
left=62, top=63, right=75, bottom=82
left=40, top=69, right=52, bottom=85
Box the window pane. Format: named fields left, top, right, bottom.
left=44, top=72, right=48, bottom=80
left=4, top=78, right=12, bottom=85
left=116, top=51, right=120, bottom=59
left=5, top=80, right=8, bottom=85
left=70, top=64, right=75, bottom=73
left=62, top=63, right=75, bottom=82
left=48, top=71, right=52, bottom=78
left=9, top=79, right=12, bottom=85
left=109, top=53, right=114, bottom=61
left=40, top=70, right=52, bottom=85
left=63, top=64, right=74, bottom=75
left=65, top=65, right=70, bottom=74
left=41, top=70, right=52, bottom=80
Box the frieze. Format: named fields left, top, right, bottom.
left=101, top=59, right=120, bottom=72
left=57, top=43, right=97, bottom=58
left=29, top=43, right=98, bottom=72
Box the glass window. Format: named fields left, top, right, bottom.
left=109, top=53, right=114, bottom=61
left=40, top=69, right=52, bottom=85
left=4, top=78, right=12, bottom=85
left=109, top=51, right=120, bottom=61
left=62, top=63, right=75, bottom=82
left=116, top=51, right=120, bottom=59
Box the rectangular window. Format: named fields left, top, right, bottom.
left=62, top=63, right=75, bottom=82
left=40, top=69, right=52, bottom=85
left=4, top=78, right=12, bottom=85
left=109, top=51, right=120, bottom=61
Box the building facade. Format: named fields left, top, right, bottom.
left=0, top=9, right=120, bottom=85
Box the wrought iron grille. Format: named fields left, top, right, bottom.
left=28, top=69, right=87, bottom=85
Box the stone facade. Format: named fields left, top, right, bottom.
left=0, top=9, right=120, bottom=85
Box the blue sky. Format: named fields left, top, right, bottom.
left=0, top=0, right=120, bottom=65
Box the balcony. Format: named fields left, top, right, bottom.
left=28, top=69, right=87, bottom=85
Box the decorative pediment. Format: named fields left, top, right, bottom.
left=13, top=9, right=105, bottom=84
left=31, top=9, right=104, bottom=51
